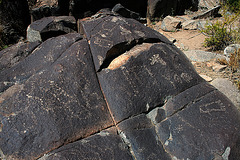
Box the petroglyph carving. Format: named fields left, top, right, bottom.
left=120, top=26, right=132, bottom=35
left=149, top=54, right=166, bottom=65
left=181, top=72, right=193, bottom=82
left=199, top=100, right=226, bottom=114
left=94, top=37, right=113, bottom=48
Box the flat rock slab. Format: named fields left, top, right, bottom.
left=184, top=50, right=226, bottom=62
left=182, top=20, right=198, bottom=30
left=27, top=16, right=77, bottom=42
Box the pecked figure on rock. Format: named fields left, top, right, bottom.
left=0, top=11, right=240, bottom=160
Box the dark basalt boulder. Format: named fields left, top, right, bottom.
left=0, top=13, right=240, bottom=160
left=0, top=41, right=40, bottom=71
left=112, top=3, right=141, bottom=20
left=27, top=16, right=77, bottom=42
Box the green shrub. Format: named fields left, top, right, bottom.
left=202, top=9, right=240, bottom=50
left=202, top=21, right=232, bottom=50
left=224, top=0, right=240, bottom=12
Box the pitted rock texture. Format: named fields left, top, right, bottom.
left=0, top=14, right=240, bottom=160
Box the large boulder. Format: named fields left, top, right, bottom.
left=0, top=13, right=240, bottom=160
left=112, top=3, right=141, bottom=20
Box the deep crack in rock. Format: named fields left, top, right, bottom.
left=97, top=38, right=162, bottom=72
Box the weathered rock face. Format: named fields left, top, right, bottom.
left=0, top=34, right=113, bottom=159
left=0, top=41, right=40, bottom=72
left=0, top=14, right=240, bottom=160
left=0, top=0, right=31, bottom=45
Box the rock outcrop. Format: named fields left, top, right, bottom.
left=0, top=13, right=240, bottom=160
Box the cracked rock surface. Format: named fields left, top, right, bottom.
left=0, top=13, right=240, bottom=160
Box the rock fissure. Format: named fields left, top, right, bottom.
left=83, top=39, right=137, bottom=160
left=116, top=103, right=165, bottom=128
left=166, top=88, right=217, bottom=119
left=118, top=130, right=137, bottom=160
left=49, top=37, right=83, bottom=67
left=97, top=38, right=163, bottom=72
left=36, top=124, right=117, bottom=160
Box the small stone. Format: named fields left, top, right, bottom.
left=161, top=16, right=181, bottom=32
left=224, top=44, right=240, bottom=59
left=212, top=64, right=227, bottom=72
left=199, top=74, right=213, bottom=82
left=169, top=38, right=177, bottom=43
